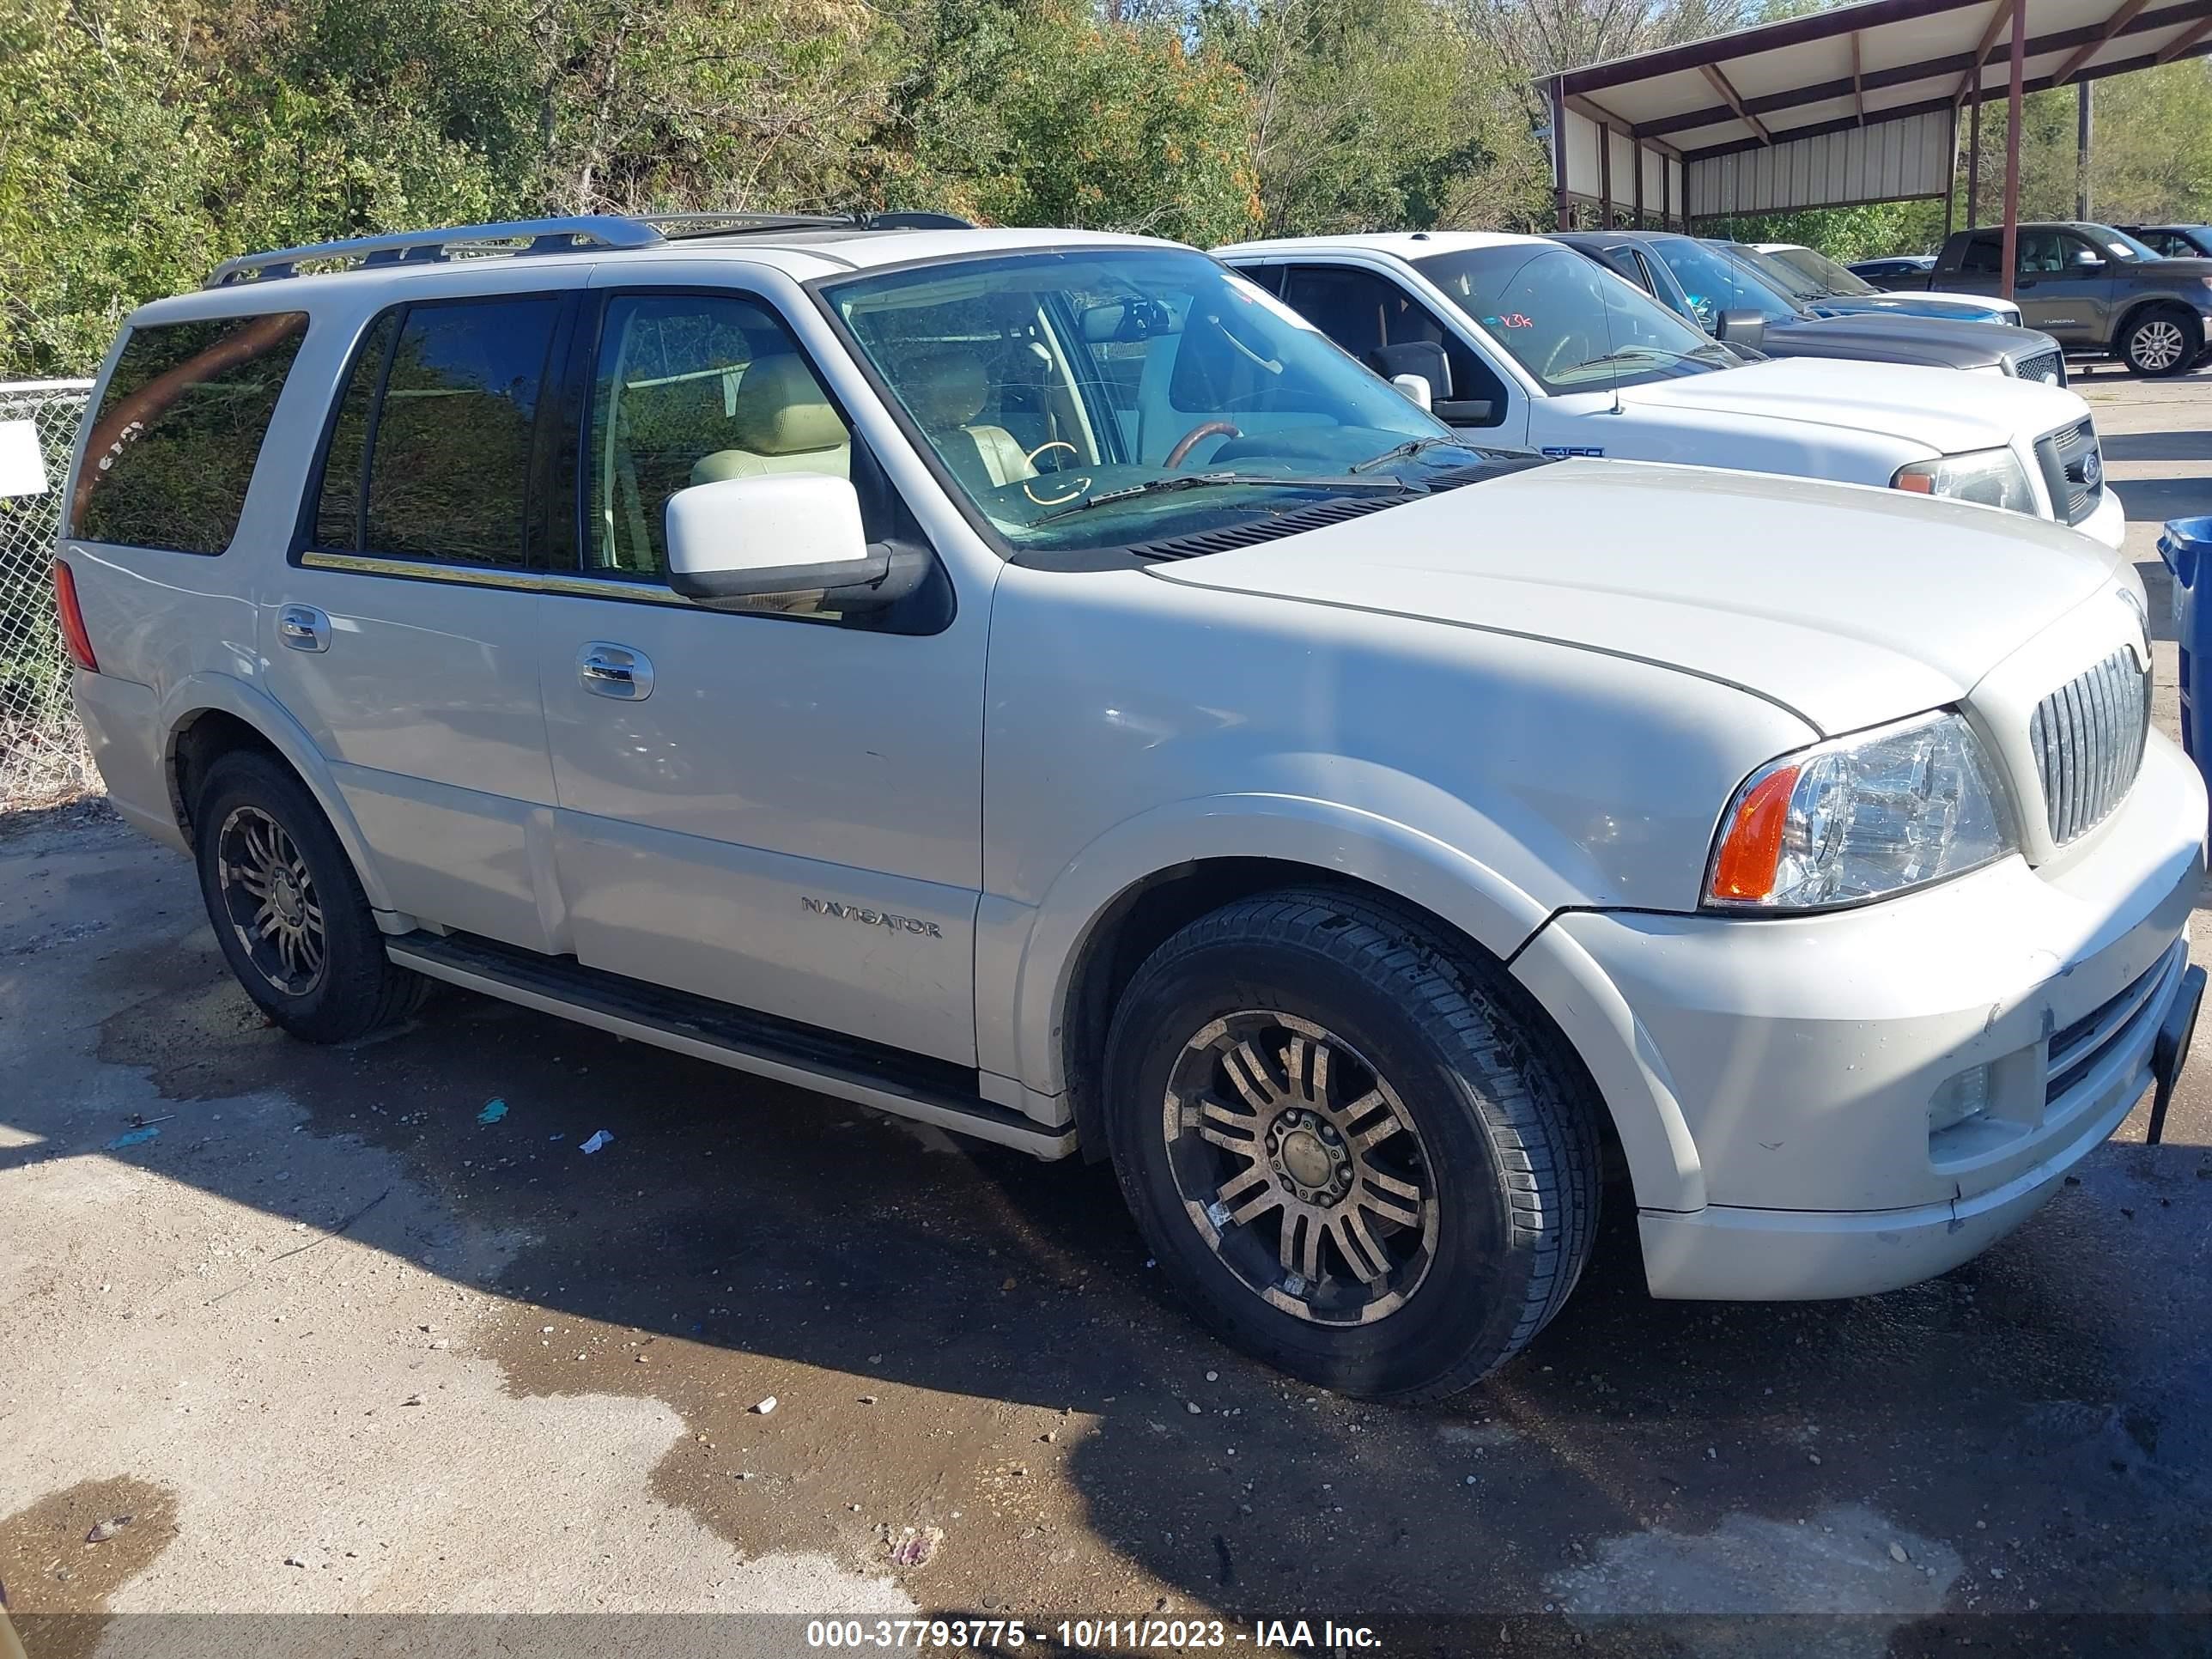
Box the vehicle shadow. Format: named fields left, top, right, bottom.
left=6, top=835, right=2210, bottom=1626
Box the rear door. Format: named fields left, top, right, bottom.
left=263, top=289, right=571, bottom=950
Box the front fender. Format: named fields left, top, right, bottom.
left=986, top=791, right=1552, bottom=1101
left=159, top=672, right=403, bottom=920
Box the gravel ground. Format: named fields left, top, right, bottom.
left=3, top=370, right=2209, bottom=1659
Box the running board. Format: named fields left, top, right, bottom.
left=386, top=931, right=1077, bottom=1160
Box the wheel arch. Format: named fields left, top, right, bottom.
left=1004, top=796, right=1642, bottom=1177
left=159, top=675, right=399, bottom=915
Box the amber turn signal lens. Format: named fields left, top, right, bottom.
left=1893, top=472, right=1935, bottom=495
left=1710, top=764, right=1799, bottom=902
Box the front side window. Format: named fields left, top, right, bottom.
left=312, top=298, right=557, bottom=568
left=823, top=248, right=1494, bottom=561
left=1648, top=238, right=1800, bottom=326
left=75, top=313, right=308, bottom=554
left=585, top=293, right=851, bottom=581
left=1414, top=245, right=1732, bottom=395
left=1277, top=264, right=1506, bottom=422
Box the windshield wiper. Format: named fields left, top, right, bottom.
left=1030, top=471, right=1408, bottom=526
left=1349, top=434, right=1474, bottom=473
left=1557, top=343, right=1730, bottom=375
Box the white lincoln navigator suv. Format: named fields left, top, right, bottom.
left=59, top=215, right=2206, bottom=1401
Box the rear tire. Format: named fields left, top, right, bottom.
left=2119, top=305, right=2199, bottom=378
left=1100, top=889, right=1601, bottom=1402
left=191, top=750, right=427, bottom=1043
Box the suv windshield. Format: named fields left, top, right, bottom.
left=1647, top=238, right=1802, bottom=327
left=821, top=247, right=1498, bottom=558
left=1413, top=243, right=1731, bottom=394
left=1759, top=246, right=1881, bottom=297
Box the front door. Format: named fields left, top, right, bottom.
left=536, top=283, right=984, bottom=1066
left=264, top=291, right=569, bottom=950
left=2011, top=229, right=2115, bottom=346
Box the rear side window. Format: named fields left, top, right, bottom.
left=1960, top=234, right=2002, bottom=276
left=310, top=298, right=558, bottom=568
left=75, top=313, right=308, bottom=554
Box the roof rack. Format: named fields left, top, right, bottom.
left=204, top=210, right=977, bottom=289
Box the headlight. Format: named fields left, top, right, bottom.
left=1704, top=711, right=2016, bottom=912
left=1893, top=447, right=2038, bottom=514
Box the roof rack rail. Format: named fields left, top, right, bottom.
left=205, top=209, right=979, bottom=289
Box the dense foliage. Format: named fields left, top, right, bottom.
left=4, top=0, right=2210, bottom=377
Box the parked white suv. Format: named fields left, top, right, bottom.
left=1216, top=232, right=2124, bottom=551
left=60, top=216, right=2204, bottom=1401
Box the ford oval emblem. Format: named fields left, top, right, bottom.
left=2083, top=448, right=2104, bottom=488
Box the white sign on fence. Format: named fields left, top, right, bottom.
left=0, top=418, right=46, bottom=498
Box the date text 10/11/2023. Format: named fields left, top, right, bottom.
left=804, top=1617, right=1385, bottom=1650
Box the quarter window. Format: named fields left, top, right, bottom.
left=75, top=313, right=308, bottom=555
left=311, top=298, right=558, bottom=568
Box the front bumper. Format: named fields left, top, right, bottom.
left=2078, top=484, right=2126, bottom=551
left=1522, top=734, right=2205, bottom=1302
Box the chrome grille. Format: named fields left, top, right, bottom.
left=2028, top=649, right=2148, bottom=845
left=2013, top=346, right=2066, bottom=387
left=2032, top=417, right=2102, bottom=526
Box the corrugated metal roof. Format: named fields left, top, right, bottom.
left=1549, top=0, right=2212, bottom=218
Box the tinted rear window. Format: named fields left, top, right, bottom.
left=75, top=313, right=308, bottom=554
left=309, top=298, right=558, bottom=568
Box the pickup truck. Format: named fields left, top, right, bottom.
left=1218, top=232, right=2122, bottom=550
left=1889, top=222, right=2212, bottom=376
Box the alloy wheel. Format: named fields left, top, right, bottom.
left=215, top=805, right=327, bottom=997
left=1161, top=1011, right=1439, bottom=1326
left=2130, top=319, right=2186, bottom=373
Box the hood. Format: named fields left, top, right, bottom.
left=1614, top=354, right=2088, bottom=454
left=1144, top=459, right=2123, bottom=737
left=2121, top=254, right=2212, bottom=283
left=1766, top=310, right=2051, bottom=369
left=1810, top=294, right=2018, bottom=324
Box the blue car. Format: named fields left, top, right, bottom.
left=1741, top=243, right=2024, bottom=326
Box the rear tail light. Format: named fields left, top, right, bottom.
left=54, top=561, right=99, bottom=673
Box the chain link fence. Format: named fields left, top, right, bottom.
left=1, top=380, right=95, bottom=810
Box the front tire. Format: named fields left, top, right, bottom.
left=1101, top=890, right=1601, bottom=1401
left=2120, top=305, right=2200, bottom=378
left=192, top=750, right=428, bottom=1043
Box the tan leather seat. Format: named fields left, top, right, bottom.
left=690, top=354, right=851, bottom=486
left=899, top=348, right=1036, bottom=494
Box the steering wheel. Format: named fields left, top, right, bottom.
left=1164, top=420, right=1241, bottom=470
left=1026, top=439, right=1079, bottom=472
left=1542, top=331, right=1598, bottom=380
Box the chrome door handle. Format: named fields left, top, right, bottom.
left=278, top=605, right=330, bottom=653
left=578, top=642, right=653, bottom=701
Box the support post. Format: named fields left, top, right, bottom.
left=2001, top=0, right=2025, bottom=301
left=1966, top=92, right=1982, bottom=228
left=1662, top=158, right=1672, bottom=229
left=1550, top=76, right=1571, bottom=230
left=1632, top=143, right=1644, bottom=228
left=2077, top=80, right=2093, bottom=221
left=1599, top=125, right=1613, bottom=228
left=1944, top=104, right=1958, bottom=240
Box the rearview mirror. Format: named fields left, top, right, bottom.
left=1714, top=309, right=1766, bottom=352
left=665, top=474, right=904, bottom=610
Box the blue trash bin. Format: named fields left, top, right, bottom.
left=2160, top=515, right=2212, bottom=775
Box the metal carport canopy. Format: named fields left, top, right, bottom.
left=1547, top=0, right=2212, bottom=226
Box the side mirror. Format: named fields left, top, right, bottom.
left=1433, top=399, right=1497, bottom=426
left=1389, top=373, right=1433, bottom=410
left=665, top=474, right=907, bottom=610
left=1714, top=309, right=1766, bottom=352
left=2070, top=249, right=2106, bottom=271
left=1367, top=340, right=1454, bottom=402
